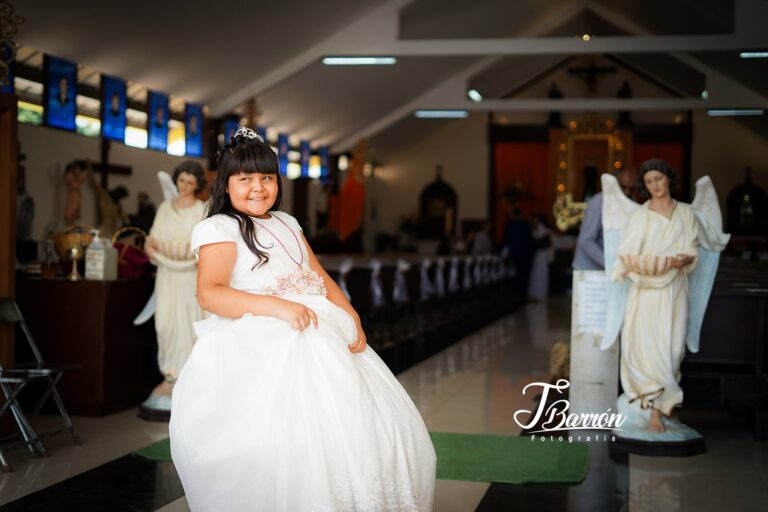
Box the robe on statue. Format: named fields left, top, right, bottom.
left=611, top=202, right=698, bottom=416
left=149, top=200, right=207, bottom=379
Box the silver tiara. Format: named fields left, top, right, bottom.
left=234, top=127, right=264, bottom=143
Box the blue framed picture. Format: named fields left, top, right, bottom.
left=300, top=140, right=311, bottom=178
left=278, top=133, right=289, bottom=176
left=223, top=117, right=239, bottom=144
left=185, top=103, right=203, bottom=157
left=101, top=74, right=126, bottom=142
left=319, top=146, right=330, bottom=182
left=44, top=55, right=77, bottom=131
left=147, top=91, right=169, bottom=151
left=0, top=41, right=14, bottom=94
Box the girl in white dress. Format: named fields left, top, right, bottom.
left=170, top=128, right=436, bottom=511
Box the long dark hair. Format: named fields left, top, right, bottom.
left=207, top=131, right=283, bottom=268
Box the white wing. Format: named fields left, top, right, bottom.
left=686, top=175, right=730, bottom=352
left=600, top=173, right=641, bottom=350
left=691, top=176, right=730, bottom=252
left=158, top=171, right=179, bottom=201
left=133, top=291, right=156, bottom=325
left=601, top=173, right=640, bottom=231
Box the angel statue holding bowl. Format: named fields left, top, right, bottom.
left=601, top=158, right=729, bottom=448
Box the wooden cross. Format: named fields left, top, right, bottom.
left=75, top=139, right=131, bottom=188
left=567, top=60, right=616, bottom=95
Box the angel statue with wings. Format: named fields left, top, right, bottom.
left=601, top=158, right=730, bottom=445
left=134, top=161, right=208, bottom=421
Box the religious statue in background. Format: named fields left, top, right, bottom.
left=582, top=156, right=599, bottom=202
left=138, top=161, right=207, bottom=421
left=727, top=167, right=767, bottom=237
left=64, top=161, right=88, bottom=224
left=418, top=165, right=457, bottom=240
left=601, top=159, right=729, bottom=452
left=87, top=162, right=129, bottom=237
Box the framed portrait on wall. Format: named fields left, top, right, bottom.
left=222, top=117, right=239, bottom=144
left=43, top=54, right=77, bottom=131
left=300, top=140, right=311, bottom=178
left=147, top=91, right=169, bottom=151
left=101, top=74, right=126, bottom=142
left=319, top=146, right=330, bottom=182
left=185, top=103, right=203, bottom=157
left=278, top=133, right=289, bottom=176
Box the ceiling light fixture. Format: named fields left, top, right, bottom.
left=467, top=89, right=483, bottom=102
left=739, top=51, right=768, bottom=58
left=707, top=109, right=764, bottom=116
left=322, top=57, right=397, bottom=65
left=414, top=110, right=469, bottom=119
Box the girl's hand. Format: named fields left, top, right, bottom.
left=274, top=299, right=318, bottom=331
left=348, top=321, right=367, bottom=353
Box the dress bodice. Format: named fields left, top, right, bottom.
left=191, top=211, right=310, bottom=295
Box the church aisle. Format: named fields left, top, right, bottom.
left=2, top=296, right=766, bottom=511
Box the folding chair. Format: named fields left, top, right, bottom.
left=0, top=298, right=82, bottom=472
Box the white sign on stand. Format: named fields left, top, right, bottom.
left=576, top=272, right=608, bottom=335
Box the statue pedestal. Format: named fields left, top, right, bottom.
left=611, top=394, right=706, bottom=456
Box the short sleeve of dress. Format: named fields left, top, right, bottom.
left=190, top=215, right=240, bottom=257
left=272, top=211, right=303, bottom=233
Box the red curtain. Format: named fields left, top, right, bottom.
left=493, top=142, right=550, bottom=242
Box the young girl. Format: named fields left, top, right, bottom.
left=170, top=128, right=436, bottom=511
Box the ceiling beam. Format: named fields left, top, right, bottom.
left=338, top=33, right=765, bottom=57
left=208, top=0, right=412, bottom=116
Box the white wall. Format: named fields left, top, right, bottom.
left=369, top=113, right=488, bottom=236
left=19, top=123, right=294, bottom=239
left=690, top=111, right=768, bottom=212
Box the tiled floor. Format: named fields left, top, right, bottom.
left=2, top=296, right=767, bottom=511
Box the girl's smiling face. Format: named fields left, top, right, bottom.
left=227, top=171, right=278, bottom=218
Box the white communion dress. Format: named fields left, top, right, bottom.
left=169, top=211, right=436, bottom=512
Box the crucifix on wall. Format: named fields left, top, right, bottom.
left=73, top=138, right=133, bottom=236
left=74, top=139, right=131, bottom=188
left=567, top=59, right=616, bottom=96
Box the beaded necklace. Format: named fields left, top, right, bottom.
left=252, top=213, right=304, bottom=266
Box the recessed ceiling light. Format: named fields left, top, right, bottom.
left=701, top=90, right=709, bottom=99
left=739, top=51, right=768, bottom=58
left=707, top=109, right=764, bottom=116
left=322, top=57, right=397, bottom=65
left=414, top=110, right=469, bottom=119
left=467, top=89, right=483, bottom=102
left=582, top=34, right=591, bottom=42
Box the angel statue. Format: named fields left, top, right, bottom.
left=601, top=158, right=729, bottom=446
left=134, top=161, right=208, bottom=421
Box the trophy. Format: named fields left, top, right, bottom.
left=67, top=244, right=87, bottom=280
left=49, top=225, right=94, bottom=281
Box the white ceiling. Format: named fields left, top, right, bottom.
left=13, top=0, right=768, bottom=152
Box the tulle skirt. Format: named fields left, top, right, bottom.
left=169, top=293, right=436, bottom=511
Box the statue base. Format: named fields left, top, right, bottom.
left=611, top=435, right=706, bottom=457
left=138, top=394, right=171, bottom=422
left=611, top=394, right=706, bottom=457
